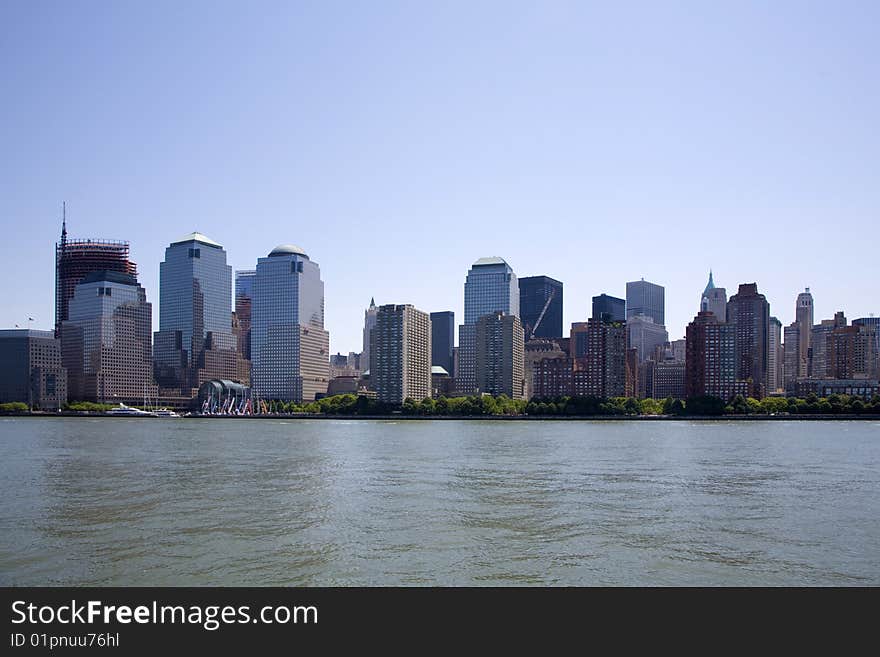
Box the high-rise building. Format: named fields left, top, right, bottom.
left=783, top=322, right=800, bottom=393
left=430, top=311, right=455, bottom=376
left=234, top=270, right=256, bottom=361
left=768, top=316, right=783, bottom=394
left=251, top=244, right=329, bottom=403
left=727, top=283, right=770, bottom=398
left=519, top=276, right=563, bottom=339
left=61, top=271, right=155, bottom=404
left=827, top=324, right=878, bottom=380
left=458, top=257, right=519, bottom=394
left=571, top=318, right=628, bottom=398
left=0, top=329, right=67, bottom=410
left=475, top=312, right=525, bottom=399
left=591, top=294, right=625, bottom=323
left=700, top=271, right=727, bottom=321
left=370, top=304, right=431, bottom=405
left=853, top=317, right=880, bottom=379
left=685, top=311, right=740, bottom=400
left=809, top=312, right=847, bottom=378
left=153, top=233, right=244, bottom=395
left=54, top=209, right=137, bottom=336
left=524, top=338, right=568, bottom=400
left=795, top=288, right=814, bottom=379
left=362, top=298, right=378, bottom=378
left=626, top=314, right=669, bottom=363
left=626, top=279, right=664, bottom=326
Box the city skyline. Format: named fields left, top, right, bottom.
left=3, top=214, right=878, bottom=357
left=2, top=2, right=879, bottom=351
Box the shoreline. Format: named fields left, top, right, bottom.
left=2, top=411, right=878, bottom=421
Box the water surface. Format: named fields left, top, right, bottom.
left=1, top=418, right=878, bottom=585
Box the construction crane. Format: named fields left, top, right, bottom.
left=528, top=289, right=556, bottom=340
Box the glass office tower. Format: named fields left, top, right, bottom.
left=153, top=232, right=237, bottom=392
left=519, top=276, right=563, bottom=339
left=457, top=257, right=519, bottom=394
left=251, top=244, right=329, bottom=403
left=61, top=270, right=155, bottom=403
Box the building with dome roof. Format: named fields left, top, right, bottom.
left=251, top=244, right=329, bottom=402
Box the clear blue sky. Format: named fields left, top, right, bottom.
left=2, top=0, right=877, bottom=353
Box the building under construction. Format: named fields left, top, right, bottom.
left=54, top=206, right=137, bottom=335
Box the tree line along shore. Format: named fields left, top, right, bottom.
left=3, top=392, right=880, bottom=418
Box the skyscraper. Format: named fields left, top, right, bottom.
left=726, top=283, right=771, bottom=398
left=700, top=271, right=727, bottom=321
left=61, top=270, right=155, bottom=404
left=768, top=316, right=783, bottom=394
left=430, top=311, right=455, bottom=375
left=362, top=298, right=378, bottom=377
left=795, top=288, right=814, bottom=378
left=153, top=232, right=245, bottom=395
left=626, top=279, right=664, bottom=326
left=371, top=304, right=431, bottom=405
left=54, top=208, right=137, bottom=336
left=685, top=311, right=739, bottom=401
left=571, top=318, right=628, bottom=398
left=251, top=244, right=329, bottom=403
left=457, top=257, right=519, bottom=394
left=809, top=312, right=847, bottom=378
left=518, top=276, right=563, bottom=339
left=234, top=270, right=256, bottom=361
left=591, top=294, right=625, bottom=323
left=626, top=314, right=669, bottom=363
left=475, top=312, right=525, bottom=399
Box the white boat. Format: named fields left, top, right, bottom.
left=153, top=408, right=181, bottom=418
left=107, top=403, right=156, bottom=417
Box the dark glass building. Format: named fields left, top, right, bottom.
left=626, top=279, right=665, bottom=326
left=0, top=329, right=67, bottom=410
left=430, top=311, right=455, bottom=375
left=591, top=294, right=625, bottom=323
left=519, top=276, right=563, bottom=339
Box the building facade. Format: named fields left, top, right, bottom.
left=768, top=316, right=783, bottom=394
left=685, top=311, right=739, bottom=401
left=591, top=294, right=625, bottom=323
left=519, top=276, right=563, bottom=339
left=626, top=279, right=664, bottom=326
left=626, top=314, right=669, bottom=363
left=370, top=304, right=431, bottom=405
left=61, top=271, right=155, bottom=404
left=571, top=318, right=628, bottom=398
left=251, top=244, right=329, bottom=403
left=154, top=233, right=245, bottom=395
left=430, top=311, right=455, bottom=376
left=458, top=257, right=519, bottom=395
left=726, top=283, right=770, bottom=398
left=700, top=271, right=727, bottom=321
left=234, top=270, right=256, bottom=361
left=362, top=298, right=378, bottom=379
left=795, top=288, right=814, bottom=379
left=475, top=312, right=525, bottom=399
left=0, top=329, right=67, bottom=410
left=809, top=312, right=847, bottom=379
left=55, top=213, right=137, bottom=336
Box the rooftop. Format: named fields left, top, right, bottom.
left=269, top=244, right=309, bottom=258
left=171, top=232, right=223, bottom=248
left=472, top=256, right=508, bottom=267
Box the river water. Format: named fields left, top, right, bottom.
left=1, top=417, right=878, bottom=586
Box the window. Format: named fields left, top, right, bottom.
left=189, top=248, right=201, bottom=258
